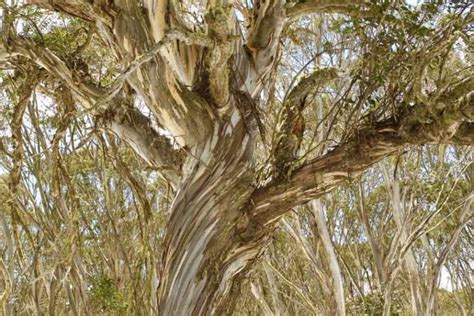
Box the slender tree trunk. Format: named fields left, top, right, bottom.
left=385, top=175, right=424, bottom=315
left=426, top=200, right=472, bottom=316
left=446, top=265, right=468, bottom=316
left=311, top=200, right=346, bottom=316
left=357, top=183, right=385, bottom=289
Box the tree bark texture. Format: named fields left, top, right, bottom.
left=1, top=0, right=471, bottom=314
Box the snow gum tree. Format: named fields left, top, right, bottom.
left=0, top=0, right=472, bottom=314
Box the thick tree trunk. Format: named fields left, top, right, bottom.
left=157, top=107, right=262, bottom=314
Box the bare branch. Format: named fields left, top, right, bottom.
left=4, top=69, right=40, bottom=264
left=7, top=37, right=101, bottom=104
left=426, top=199, right=472, bottom=315
left=0, top=258, right=12, bottom=315
left=8, top=70, right=39, bottom=205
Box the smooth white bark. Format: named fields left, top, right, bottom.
left=311, top=200, right=346, bottom=316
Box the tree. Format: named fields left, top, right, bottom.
left=0, top=0, right=472, bottom=314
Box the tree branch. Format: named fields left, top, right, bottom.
left=235, top=0, right=286, bottom=98
left=2, top=36, right=185, bottom=186
left=286, top=0, right=369, bottom=19
left=201, top=2, right=236, bottom=108
left=25, top=0, right=216, bottom=147
left=8, top=69, right=40, bottom=211
left=140, top=0, right=206, bottom=88
left=93, top=29, right=204, bottom=112
left=5, top=37, right=101, bottom=105
left=26, top=0, right=107, bottom=23
left=249, top=99, right=473, bottom=225
left=272, top=68, right=338, bottom=179
left=100, top=103, right=185, bottom=186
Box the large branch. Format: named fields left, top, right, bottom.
left=286, top=0, right=369, bottom=19
left=235, top=0, right=366, bottom=97
left=2, top=38, right=185, bottom=186
left=249, top=99, right=473, bottom=225
left=142, top=0, right=205, bottom=87
left=28, top=0, right=203, bottom=86
left=235, top=0, right=286, bottom=97
left=26, top=0, right=216, bottom=147
left=26, top=0, right=101, bottom=22
left=198, top=2, right=236, bottom=109
left=246, top=0, right=286, bottom=73
left=101, top=104, right=185, bottom=186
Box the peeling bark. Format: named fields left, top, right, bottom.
left=157, top=107, right=259, bottom=314
left=286, top=0, right=368, bottom=20
left=102, top=104, right=185, bottom=186
left=3, top=1, right=472, bottom=314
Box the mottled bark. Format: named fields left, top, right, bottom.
left=157, top=106, right=260, bottom=314
left=273, top=68, right=337, bottom=179
left=102, top=105, right=185, bottom=185
left=2, top=1, right=472, bottom=314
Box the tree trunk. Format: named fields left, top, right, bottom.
left=357, top=183, right=385, bottom=289
left=384, top=174, right=424, bottom=316
left=426, top=200, right=472, bottom=316
left=157, top=107, right=264, bottom=314
left=311, top=200, right=346, bottom=316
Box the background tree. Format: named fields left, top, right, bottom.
left=0, top=0, right=472, bottom=314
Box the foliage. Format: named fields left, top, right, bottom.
left=90, top=276, right=128, bottom=313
